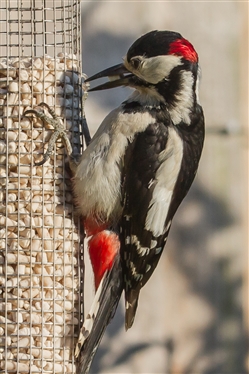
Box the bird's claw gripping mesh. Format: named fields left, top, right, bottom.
left=24, top=102, right=73, bottom=166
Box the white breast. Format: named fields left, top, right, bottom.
left=73, top=106, right=155, bottom=224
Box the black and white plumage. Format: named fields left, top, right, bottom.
left=24, top=30, right=205, bottom=372
left=120, top=101, right=204, bottom=328
left=82, top=30, right=204, bottom=331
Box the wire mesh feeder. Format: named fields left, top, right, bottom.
left=0, top=1, right=85, bottom=373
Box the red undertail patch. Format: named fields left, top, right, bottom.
left=88, top=231, right=120, bottom=289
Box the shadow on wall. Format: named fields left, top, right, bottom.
left=90, top=182, right=246, bottom=374
left=169, top=183, right=246, bottom=374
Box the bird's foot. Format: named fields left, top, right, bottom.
left=24, top=102, right=79, bottom=169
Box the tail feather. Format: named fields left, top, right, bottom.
left=76, top=255, right=123, bottom=374
left=125, top=289, right=140, bottom=330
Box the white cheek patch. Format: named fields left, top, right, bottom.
left=145, top=127, right=183, bottom=237
left=126, top=55, right=182, bottom=84
left=141, top=55, right=182, bottom=84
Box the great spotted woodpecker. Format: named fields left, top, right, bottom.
left=24, top=30, right=204, bottom=373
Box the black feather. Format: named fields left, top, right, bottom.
left=77, top=255, right=123, bottom=374
left=120, top=103, right=204, bottom=329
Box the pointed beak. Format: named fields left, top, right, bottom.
left=85, top=63, right=134, bottom=91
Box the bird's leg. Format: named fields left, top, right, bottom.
left=23, top=102, right=80, bottom=172
left=23, top=75, right=91, bottom=170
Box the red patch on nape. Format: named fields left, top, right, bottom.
left=169, top=38, right=198, bottom=63
left=88, top=230, right=120, bottom=290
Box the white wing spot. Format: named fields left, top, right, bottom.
left=130, top=261, right=137, bottom=275
left=148, top=178, right=154, bottom=189
left=129, top=261, right=143, bottom=281
left=137, top=246, right=150, bottom=256
left=131, top=235, right=149, bottom=256
left=151, top=240, right=157, bottom=248
left=146, top=265, right=151, bottom=273
left=126, top=301, right=131, bottom=310
left=134, top=273, right=143, bottom=281
left=155, top=247, right=163, bottom=254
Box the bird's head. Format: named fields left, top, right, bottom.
left=86, top=30, right=201, bottom=123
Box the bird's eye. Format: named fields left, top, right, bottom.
left=131, top=58, right=141, bottom=70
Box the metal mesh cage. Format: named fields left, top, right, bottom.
left=0, top=1, right=84, bottom=373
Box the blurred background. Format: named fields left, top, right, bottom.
left=81, top=1, right=248, bottom=373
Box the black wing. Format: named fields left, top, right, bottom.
left=120, top=105, right=204, bottom=329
